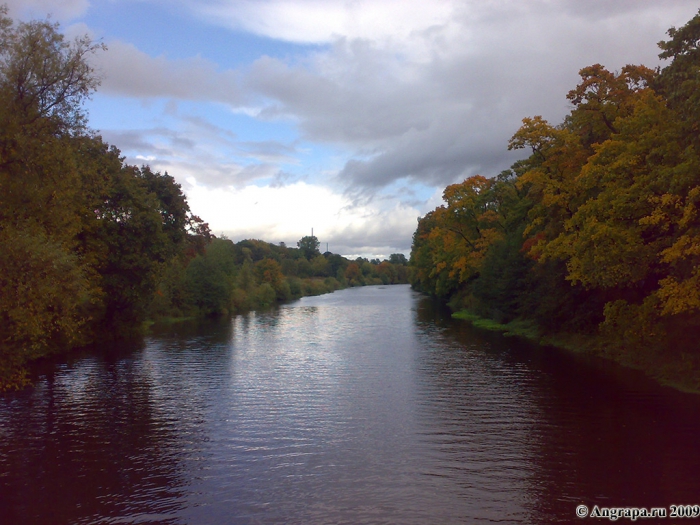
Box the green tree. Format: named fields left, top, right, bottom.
left=0, top=9, right=214, bottom=388
left=186, top=254, right=231, bottom=316
left=90, top=166, right=171, bottom=332
left=311, top=254, right=331, bottom=277
left=297, top=235, right=320, bottom=259
left=297, top=258, right=313, bottom=278
left=0, top=229, right=91, bottom=388
left=0, top=9, right=105, bottom=388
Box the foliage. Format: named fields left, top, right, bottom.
left=297, top=235, right=320, bottom=259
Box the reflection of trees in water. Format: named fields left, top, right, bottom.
left=0, top=338, right=199, bottom=525
left=519, top=346, right=700, bottom=519
left=412, top=296, right=543, bottom=524
left=413, top=296, right=700, bottom=524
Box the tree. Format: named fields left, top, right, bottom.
left=376, top=261, right=397, bottom=284
left=0, top=229, right=91, bottom=388
left=311, top=255, right=331, bottom=277
left=389, top=253, right=407, bottom=265
left=0, top=6, right=105, bottom=133
left=0, top=9, right=105, bottom=242
left=0, top=10, right=105, bottom=388
left=418, top=175, right=505, bottom=297
left=345, top=263, right=362, bottom=284
left=185, top=254, right=231, bottom=316
left=297, top=235, right=320, bottom=259
left=656, top=9, right=700, bottom=146
left=325, top=253, right=348, bottom=276
left=255, top=258, right=287, bottom=299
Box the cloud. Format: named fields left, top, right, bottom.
left=186, top=181, right=419, bottom=255
left=238, top=0, right=700, bottom=192
left=4, top=0, right=89, bottom=21
left=100, top=122, right=281, bottom=188
left=156, top=157, right=281, bottom=188
left=552, top=0, right=697, bottom=22
left=191, top=0, right=455, bottom=44
left=93, top=40, right=244, bottom=105
left=71, top=0, right=700, bottom=256
left=239, top=140, right=299, bottom=164
left=85, top=1, right=699, bottom=198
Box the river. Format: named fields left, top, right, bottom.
left=1, top=284, right=699, bottom=524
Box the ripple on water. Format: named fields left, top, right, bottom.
left=2, top=285, right=700, bottom=525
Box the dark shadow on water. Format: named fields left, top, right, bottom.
left=414, top=295, right=700, bottom=523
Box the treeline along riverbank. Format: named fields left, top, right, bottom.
left=409, top=11, right=700, bottom=393
left=165, top=236, right=409, bottom=325
left=0, top=8, right=408, bottom=391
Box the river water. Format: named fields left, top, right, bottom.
left=1, top=284, right=699, bottom=524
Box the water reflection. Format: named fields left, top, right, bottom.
left=411, top=297, right=542, bottom=523
left=0, top=344, right=188, bottom=524
left=413, top=295, right=700, bottom=522
left=1, top=285, right=700, bottom=525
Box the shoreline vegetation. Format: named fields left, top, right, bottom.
left=144, top=277, right=407, bottom=333
left=410, top=10, right=700, bottom=395
left=144, top=239, right=410, bottom=330
left=451, top=309, right=700, bottom=394
left=145, top=235, right=410, bottom=323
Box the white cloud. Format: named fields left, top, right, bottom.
left=88, top=1, right=700, bottom=203
left=185, top=181, right=419, bottom=255
left=240, top=0, right=700, bottom=191
left=193, top=0, right=455, bottom=44
left=99, top=110, right=300, bottom=189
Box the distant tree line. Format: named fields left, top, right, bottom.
left=0, top=8, right=408, bottom=390
left=167, top=235, right=409, bottom=319
left=410, top=11, right=700, bottom=388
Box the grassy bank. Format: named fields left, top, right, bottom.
left=451, top=309, right=700, bottom=394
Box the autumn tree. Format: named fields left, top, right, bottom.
left=344, top=262, right=362, bottom=285
left=411, top=9, right=700, bottom=369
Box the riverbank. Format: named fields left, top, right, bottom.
left=146, top=276, right=403, bottom=329
left=452, top=309, right=700, bottom=394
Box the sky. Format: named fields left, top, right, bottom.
left=7, top=0, right=700, bottom=259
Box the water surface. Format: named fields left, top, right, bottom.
left=1, top=285, right=699, bottom=524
